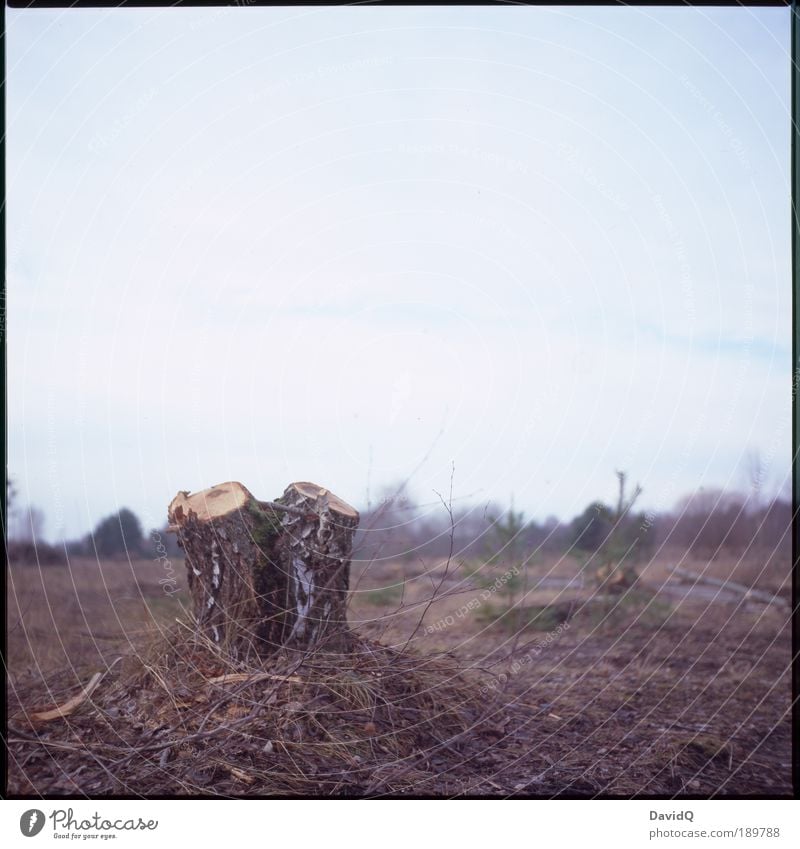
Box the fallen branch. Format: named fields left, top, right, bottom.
left=206, top=671, right=303, bottom=686
left=672, top=566, right=789, bottom=609
left=28, top=672, right=103, bottom=723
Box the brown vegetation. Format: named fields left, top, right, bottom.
left=6, top=526, right=791, bottom=796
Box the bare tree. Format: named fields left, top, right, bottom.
left=743, top=448, right=767, bottom=513
left=12, top=503, right=46, bottom=543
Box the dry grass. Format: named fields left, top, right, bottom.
left=8, top=621, right=505, bottom=796
left=7, top=556, right=188, bottom=681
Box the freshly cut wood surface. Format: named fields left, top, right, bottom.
left=168, top=481, right=252, bottom=524
left=290, top=482, right=358, bottom=518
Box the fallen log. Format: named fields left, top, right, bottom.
left=168, top=481, right=359, bottom=656
left=672, top=566, right=789, bottom=609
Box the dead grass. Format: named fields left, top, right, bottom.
left=7, top=621, right=506, bottom=796
left=7, top=556, right=188, bottom=682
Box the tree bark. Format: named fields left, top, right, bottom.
left=167, top=481, right=359, bottom=657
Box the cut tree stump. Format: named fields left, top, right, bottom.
left=167, top=481, right=359, bottom=656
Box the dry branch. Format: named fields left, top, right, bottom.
left=206, top=671, right=303, bottom=686
left=28, top=672, right=103, bottom=723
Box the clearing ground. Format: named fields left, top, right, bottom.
left=6, top=549, right=792, bottom=796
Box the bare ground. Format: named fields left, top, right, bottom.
left=5, top=551, right=793, bottom=797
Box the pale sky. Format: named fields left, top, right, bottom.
left=6, top=5, right=791, bottom=541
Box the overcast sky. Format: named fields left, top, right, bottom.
left=6, top=5, right=791, bottom=541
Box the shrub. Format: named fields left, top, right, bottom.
left=90, top=508, right=144, bottom=557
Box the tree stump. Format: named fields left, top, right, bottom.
left=167, top=481, right=359, bottom=656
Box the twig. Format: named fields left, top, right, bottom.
left=400, top=462, right=457, bottom=654
left=194, top=653, right=310, bottom=738
left=8, top=727, right=97, bottom=754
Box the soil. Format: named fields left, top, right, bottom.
left=5, top=555, right=793, bottom=797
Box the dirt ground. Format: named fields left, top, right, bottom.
left=5, top=550, right=793, bottom=797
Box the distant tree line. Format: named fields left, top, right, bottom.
left=353, top=476, right=791, bottom=569
left=6, top=472, right=791, bottom=571
left=6, top=478, right=180, bottom=565
left=661, top=489, right=791, bottom=557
